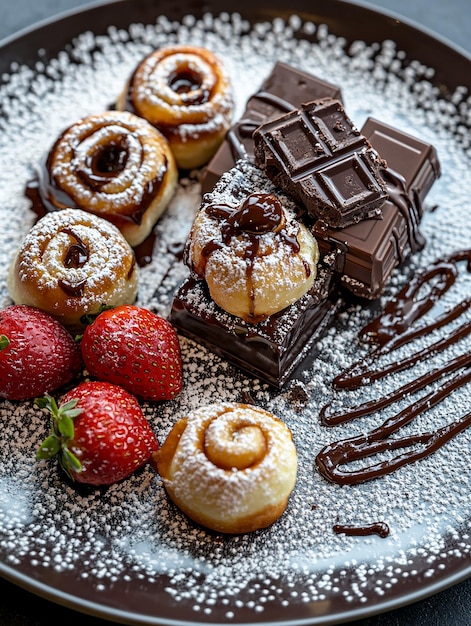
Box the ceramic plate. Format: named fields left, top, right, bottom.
left=0, top=1, right=470, bottom=624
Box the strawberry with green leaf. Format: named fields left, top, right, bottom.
left=36, top=381, right=159, bottom=485
left=80, top=305, right=183, bottom=401
left=0, top=304, right=82, bottom=401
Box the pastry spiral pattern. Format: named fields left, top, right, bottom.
left=185, top=192, right=320, bottom=323
left=155, top=402, right=298, bottom=534
left=118, top=45, right=234, bottom=169
left=41, top=110, right=178, bottom=246
left=7, top=208, right=138, bottom=332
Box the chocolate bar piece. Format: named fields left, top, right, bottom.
left=315, top=117, right=441, bottom=299
left=362, top=117, right=440, bottom=206
left=200, top=62, right=342, bottom=194
left=171, top=269, right=340, bottom=388
left=253, top=99, right=388, bottom=228
left=171, top=160, right=342, bottom=387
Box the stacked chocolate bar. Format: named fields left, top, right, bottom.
left=253, top=99, right=440, bottom=299
left=200, top=61, right=343, bottom=194
left=170, top=62, right=440, bottom=387
left=171, top=159, right=340, bottom=387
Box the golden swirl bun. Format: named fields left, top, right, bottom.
left=185, top=192, right=320, bottom=323
left=7, top=209, right=138, bottom=332
left=118, top=45, right=234, bottom=169
left=155, top=402, right=297, bottom=534
left=41, top=110, right=178, bottom=247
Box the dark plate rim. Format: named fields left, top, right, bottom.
left=0, top=1, right=470, bottom=625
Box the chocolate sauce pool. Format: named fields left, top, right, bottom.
left=316, top=249, right=471, bottom=485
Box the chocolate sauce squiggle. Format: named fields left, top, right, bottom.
left=333, top=522, right=390, bottom=538
left=334, top=254, right=471, bottom=389
left=334, top=313, right=471, bottom=390
left=322, top=351, right=471, bottom=426
left=317, top=397, right=471, bottom=485
left=316, top=250, right=471, bottom=484
left=382, top=167, right=425, bottom=255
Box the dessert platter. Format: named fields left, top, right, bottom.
left=0, top=0, right=470, bottom=624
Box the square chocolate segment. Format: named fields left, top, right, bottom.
left=362, top=117, right=441, bottom=206
left=254, top=98, right=388, bottom=228
left=200, top=62, right=342, bottom=194
left=315, top=117, right=441, bottom=299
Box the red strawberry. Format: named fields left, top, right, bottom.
left=80, top=305, right=183, bottom=401
left=0, top=304, right=82, bottom=401
left=36, top=381, right=158, bottom=485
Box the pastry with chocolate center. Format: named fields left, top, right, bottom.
left=38, top=110, right=178, bottom=247
left=7, top=208, right=138, bottom=332
left=118, top=45, right=234, bottom=170
left=185, top=190, right=319, bottom=323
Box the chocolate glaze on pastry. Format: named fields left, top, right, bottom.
left=185, top=190, right=319, bottom=323
left=38, top=110, right=178, bottom=247
left=7, top=208, right=138, bottom=332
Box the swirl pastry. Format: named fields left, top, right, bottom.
left=154, top=402, right=297, bottom=534
left=185, top=192, right=320, bottom=323
left=118, top=45, right=234, bottom=169
left=7, top=208, right=138, bottom=332
left=40, top=110, right=178, bottom=247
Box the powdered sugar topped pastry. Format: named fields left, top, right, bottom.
left=39, top=110, right=178, bottom=247
left=7, top=209, right=138, bottom=332
left=117, top=45, right=234, bottom=169
left=154, top=402, right=298, bottom=534
left=185, top=191, right=320, bottom=323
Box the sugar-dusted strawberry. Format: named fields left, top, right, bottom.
left=80, top=305, right=183, bottom=401
left=0, top=304, right=82, bottom=401
left=36, top=381, right=158, bottom=485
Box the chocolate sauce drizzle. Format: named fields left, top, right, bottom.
left=382, top=166, right=426, bottom=255
left=193, top=193, right=307, bottom=320
left=316, top=250, right=471, bottom=485
left=333, top=522, right=390, bottom=538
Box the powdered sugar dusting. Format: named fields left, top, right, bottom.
left=8, top=208, right=137, bottom=324
left=0, top=10, right=470, bottom=625
left=162, top=402, right=296, bottom=524
left=50, top=111, right=172, bottom=215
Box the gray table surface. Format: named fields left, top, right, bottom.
left=0, top=1, right=470, bottom=625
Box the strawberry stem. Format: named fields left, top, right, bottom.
left=35, top=394, right=84, bottom=479
left=0, top=334, right=9, bottom=351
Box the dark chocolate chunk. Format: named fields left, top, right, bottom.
left=200, top=62, right=342, bottom=194
left=253, top=98, right=389, bottom=228
left=362, top=117, right=441, bottom=205
left=315, top=117, right=441, bottom=299
left=170, top=269, right=340, bottom=388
